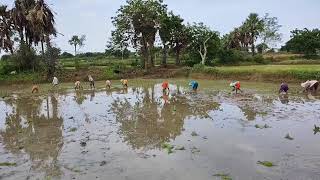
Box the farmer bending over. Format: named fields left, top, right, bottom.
left=75, top=81, right=82, bottom=90
left=279, top=82, right=289, bottom=94
left=162, top=80, right=170, bottom=94
left=32, top=83, right=39, bottom=93
left=230, top=81, right=242, bottom=94
left=189, top=80, right=199, bottom=91
left=301, top=80, right=319, bottom=92
left=121, top=79, right=128, bottom=88
left=52, top=76, right=59, bottom=87
left=106, top=80, right=111, bottom=89
left=88, top=75, right=95, bottom=89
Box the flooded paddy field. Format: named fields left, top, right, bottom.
left=0, top=79, right=320, bottom=180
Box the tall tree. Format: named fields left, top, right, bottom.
left=244, top=13, right=264, bottom=56
left=0, top=5, right=14, bottom=53
left=187, top=23, right=219, bottom=65
left=68, top=35, right=86, bottom=55
left=109, top=30, right=129, bottom=60
left=112, top=0, right=167, bottom=70
left=11, top=0, right=36, bottom=45
left=159, top=12, right=186, bottom=66
left=159, top=12, right=171, bottom=66
left=260, top=13, right=282, bottom=51
left=170, top=15, right=188, bottom=65
left=27, top=0, right=57, bottom=55
left=284, top=28, right=320, bottom=57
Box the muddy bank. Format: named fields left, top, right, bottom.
left=0, top=80, right=320, bottom=180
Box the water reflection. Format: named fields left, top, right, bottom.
left=111, top=84, right=220, bottom=150
left=1, top=81, right=319, bottom=179
left=279, top=94, right=289, bottom=104
left=0, top=94, right=63, bottom=177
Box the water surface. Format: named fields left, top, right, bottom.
left=0, top=79, right=320, bottom=180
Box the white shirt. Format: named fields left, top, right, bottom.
left=52, top=77, right=58, bottom=85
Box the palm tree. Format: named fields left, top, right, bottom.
left=68, top=35, right=86, bottom=55
left=10, top=0, right=27, bottom=43
left=244, top=13, right=264, bottom=56
left=0, top=5, right=14, bottom=53
left=27, top=0, right=56, bottom=55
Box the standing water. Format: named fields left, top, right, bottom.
left=0, top=79, right=319, bottom=180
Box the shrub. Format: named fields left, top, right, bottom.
left=192, top=64, right=206, bottom=72
left=11, top=43, right=39, bottom=72
left=217, top=49, right=245, bottom=64
left=60, top=52, right=74, bottom=59
left=252, top=54, right=266, bottom=64
left=104, top=67, right=119, bottom=79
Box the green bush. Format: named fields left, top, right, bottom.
left=252, top=54, right=266, bottom=64
left=11, top=43, right=39, bottom=71
left=104, top=67, right=119, bottom=79
left=217, top=49, right=246, bottom=64
left=192, top=64, right=206, bottom=72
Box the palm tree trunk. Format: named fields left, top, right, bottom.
left=74, top=44, right=77, bottom=55
left=41, top=40, right=45, bottom=56
left=121, top=50, right=124, bottom=60
left=162, top=45, right=167, bottom=67
left=175, top=49, right=181, bottom=65
left=251, top=43, right=255, bottom=56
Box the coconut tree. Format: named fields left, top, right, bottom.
left=27, top=0, right=57, bottom=55
left=68, top=35, right=86, bottom=55
left=0, top=5, right=14, bottom=53
left=244, top=13, right=264, bottom=56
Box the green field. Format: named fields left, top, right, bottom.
left=191, top=64, right=320, bottom=81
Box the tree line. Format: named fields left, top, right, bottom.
left=1, top=0, right=319, bottom=75
left=109, top=0, right=285, bottom=69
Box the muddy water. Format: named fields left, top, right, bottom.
left=0, top=79, right=320, bottom=180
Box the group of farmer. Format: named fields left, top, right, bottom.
left=32, top=75, right=319, bottom=96
left=279, top=80, right=319, bottom=94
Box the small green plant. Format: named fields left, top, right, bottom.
left=314, top=125, right=320, bottom=135
left=191, top=131, right=198, bottom=136
left=0, top=162, right=17, bottom=166
left=162, top=143, right=174, bottom=154
left=69, top=127, right=77, bottom=132
left=213, top=173, right=232, bottom=180
left=257, top=161, right=275, bottom=167
left=255, top=124, right=271, bottom=129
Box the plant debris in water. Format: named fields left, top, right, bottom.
left=0, top=162, right=17, bottom=166
left=80, top=141, right=87, bottom=147
left=191, top=131, right=198, bottom=136
left=100, top=161, right=107, bottom=166
left=255, top=124, right=271, bottom=129
left=191, top=146, right=200, bottom=154
left=213, top=173, right=232, bottom=180
left=69, top=127, right=77, bottom=132
left=175, top=146, right=185, bottom=150
left=285, top=133, right=294, bottom=140
left=257, top=161, right=275, bottom=167
left=313, top=125, right=320, bottom=135
left=162, top=143, right=174, bottom=154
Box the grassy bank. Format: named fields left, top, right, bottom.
left=190, top=65, right=320, bottom=82
left=1, top=64, right=320, bottom=84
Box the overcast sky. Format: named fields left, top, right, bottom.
left=1, top=0, right=320, bottom=54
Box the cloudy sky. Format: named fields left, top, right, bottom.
left=2, top=0, right=320, bottom=54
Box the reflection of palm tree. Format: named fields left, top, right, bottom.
left=0, top=95, right=63, bottom=178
